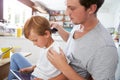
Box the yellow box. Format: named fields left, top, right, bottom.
left=1, top=47, right=11, bottom=59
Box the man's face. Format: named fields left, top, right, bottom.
left=66, top=0, right=89, bottom=25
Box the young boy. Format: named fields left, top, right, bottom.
left=8, top=16, right=69, bottom=80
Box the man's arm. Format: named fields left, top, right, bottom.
left=49, top=73, right=68, bottom=80
left=47, top=48, right=85, bottom=80
left=51, top=23, right=69, bottom=42
left=33, top=73, right=68, bottom=80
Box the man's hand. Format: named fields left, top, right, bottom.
left=47, top=47, right=68, bottom=71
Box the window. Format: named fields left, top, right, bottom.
left=3, top=0, right=32, bottom=27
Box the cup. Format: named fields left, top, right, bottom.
left=1, top=47, right=11, bottom=59
left=17, top=27, right=22, bottom=37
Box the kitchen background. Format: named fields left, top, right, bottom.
left=0, top=0, right=120, bottom=64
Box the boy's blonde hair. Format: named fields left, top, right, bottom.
left=23, top=16, right=51, bottom=39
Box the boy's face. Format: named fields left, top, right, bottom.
left=29, top=29, right=48, bottom=48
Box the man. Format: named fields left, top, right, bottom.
left=47, top=0, right=118, bottom=80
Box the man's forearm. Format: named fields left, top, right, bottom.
left=49, top=73, right=68, bottom=80
left=56, top=25, right=69, bottom=42
left=61, top=64, right=85, bottom=80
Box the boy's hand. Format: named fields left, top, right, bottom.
left=19, top=65, right=36, bottom=73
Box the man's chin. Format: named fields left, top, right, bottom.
left=71, top=20, right=79, bottom=25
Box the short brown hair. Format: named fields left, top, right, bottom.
left=23, top=16, right=51, bottom=39
left=79, top=0, right=104, bottom=13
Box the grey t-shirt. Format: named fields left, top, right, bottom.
left=66, top=22, right=118, bottom=80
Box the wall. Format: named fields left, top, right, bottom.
left=114, top=6, right=120, bottom=30
left=97, top=12, right=114, bottom=28
left=97, top=1, right=120, bottom=28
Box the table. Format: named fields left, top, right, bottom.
left=0, top=52, right=31, bottom=80
left=0, top=58, right=10, bottom=79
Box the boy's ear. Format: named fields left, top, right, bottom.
left=44, top=30, right=50, bottom=38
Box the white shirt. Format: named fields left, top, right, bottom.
left=32, top=41, right=61, bottom=79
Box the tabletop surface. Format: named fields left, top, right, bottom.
left=0, top=52, right=31, bottom=66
